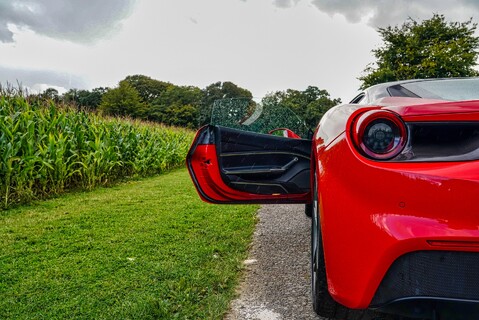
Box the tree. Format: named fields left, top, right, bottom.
left=99, top=81, right=144, bottom=117
left=42, top=87, right=59, bottom=101
left=120, top=75, right=202, bottom=127
left=62, top=87, right=108, bottom=110
left=262, top=86, right=341, bottom=129
left=163, top=104, right=199, bottom=128
left=149, top=85, right=202, bottom=128
left=123, top=75, right=170, bottom=102
left=62, top=88, right=79, bottom=105
left=78, top=87, right=108, bottom=110
left=359, top=14, right=479, bottom=89
left=200, top=81, right=253, bottom=126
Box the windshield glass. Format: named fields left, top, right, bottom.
left=210, top=98, right=310, bottom=138
left=401, top=78, right=479, bottom=101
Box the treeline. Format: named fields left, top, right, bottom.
left=37, top=74, right=341, bottom=130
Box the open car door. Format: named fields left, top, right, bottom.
left=187, top=125, right=312, bottom=204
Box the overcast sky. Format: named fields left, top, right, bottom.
left=1, top=0, right=478, bottom=102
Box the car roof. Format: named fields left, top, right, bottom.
left=362, top=77, right=479, bottom=103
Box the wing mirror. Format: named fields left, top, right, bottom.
left=268, top=128, right=301, bottom=139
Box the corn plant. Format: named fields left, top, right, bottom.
left=0, top=92, right=194, bottom=209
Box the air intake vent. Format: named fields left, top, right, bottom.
left=371, top=251, right=479, bottom=306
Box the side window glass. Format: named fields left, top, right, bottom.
left=210, top=98, right=310, bottom=138
left=350, top=93, right=366, bottom=104
left=387, top=85, right=420, bottom=98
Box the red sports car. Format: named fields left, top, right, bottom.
left=187, top=78, right=479, bottom=319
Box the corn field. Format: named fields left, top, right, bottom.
left=0, top=92, right=194, bottom=209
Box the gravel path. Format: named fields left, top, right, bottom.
left=225, top=204, right=322, bottom=320
left=223, top=205, right=413, bottom=320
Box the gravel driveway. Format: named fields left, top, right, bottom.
left=225, top=204, right=321, bottom=320
left=224, top=204, right=401, bottom=320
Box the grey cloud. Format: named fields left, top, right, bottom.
left=274, top=0, right=294, bottom=8
left=0, top=0, right=136, bottom=43
left=273, top=0, right=301, bottom=8
left=275, top=0, right=479, bottom=27
left=0, top=65, right=86, bottom=91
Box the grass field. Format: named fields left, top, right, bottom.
left=0, top=169, right=258, bottom=319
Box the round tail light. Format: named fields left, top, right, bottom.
left=352, top=110, right=407, bottom=160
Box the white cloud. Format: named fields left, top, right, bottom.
left=0, top=0, right=137, bottom=43
left=0, top=65, right=86, bottom=92
left=30, top=84, right=67, bottom=95
left=307, top=0, right=479, bottom=27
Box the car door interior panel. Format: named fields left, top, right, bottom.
left=187, top=125, right=312, bottom=203
left=218, top=126, right=311, bottom=194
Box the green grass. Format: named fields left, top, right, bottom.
left=0, top=169, right=258, bottom=319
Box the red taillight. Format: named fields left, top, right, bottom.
left=352, top=110, right=407, bottom=160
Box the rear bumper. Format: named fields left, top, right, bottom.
left=374, top=297, right=479, bottom=319
left=371, top=251, right=479, bottom=319
left=317, top=134, right=479, bottom=308
left=371, top=251, right=479, bottom=306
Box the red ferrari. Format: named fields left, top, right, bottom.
left=187, top=78, right=479, bottom=319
